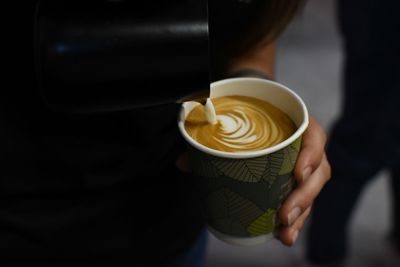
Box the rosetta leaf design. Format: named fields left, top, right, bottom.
left=211, top=157, right=268, bottom=182
left=247, top=208, right=277, bottom=236
left=262, top=151, right=284, bottom=187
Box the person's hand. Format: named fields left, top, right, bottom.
left=176, top=116, right=331, bottom=246
left=277, top=115, right=331, bottom=246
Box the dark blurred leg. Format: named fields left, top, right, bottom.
left=389, top=164, right=400, bottom=251
left=306, top=0, right=400, bottom=264
left=306, top=1, right=373, bottom=263
left=306, top=119, right=384, bottom=264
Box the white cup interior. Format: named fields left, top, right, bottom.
left=178, top=78, right=309, bottom=159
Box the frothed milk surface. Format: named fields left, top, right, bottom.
left=184, top=96, right=296, bottom=152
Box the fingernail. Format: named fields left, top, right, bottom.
left=292, top=230, right=299, bottom=244
left=302, top=167, right=312, bottom=181
left=288, top=207, right=301, bottom=226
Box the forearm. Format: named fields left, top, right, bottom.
left=226, top=41, right=276, bottom=80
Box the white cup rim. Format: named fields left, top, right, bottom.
left=178, top=78, right=309, bottom=159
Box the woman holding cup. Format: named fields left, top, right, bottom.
left=177, top=0, right=331, bottom=251
left=1, top=0, right=330, bottom=266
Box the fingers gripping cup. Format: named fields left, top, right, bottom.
left=178, top=78, right=309, bottom=246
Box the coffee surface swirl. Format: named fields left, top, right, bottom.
left=184, top=96, right=296, bottom=152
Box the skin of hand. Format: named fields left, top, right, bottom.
left=176, top=41, right=331, bottom=246
left=276, top=115, right=331, bottom=246
left=227, top=41, right=331, bottom=245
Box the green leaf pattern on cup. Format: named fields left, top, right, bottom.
left=279, top=137, right=302, bottom=175
left=206, top=187, right=264, bottom=237
left=262, top=151, right=284, bottom=187
left=247, top=208, right=277, bottom=236
left=212, top=156, right=275, bottom=183
left=290, top=136, right=302, bottom=152
left=189, top=136, right=302, bottom=237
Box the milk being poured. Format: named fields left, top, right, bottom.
left=204, top=98, right=218, bottom=125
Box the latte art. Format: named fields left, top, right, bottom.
left=185, top=96, right=296, bottom=152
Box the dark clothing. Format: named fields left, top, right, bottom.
left=1, top=0, right=266, bottom=264
left=1, top=1, right=202, bottom=264
left=2, top=63, right=204, bottom=265
left=306, top=0, right=400, bottom=264
left=209, top=0, right=271, bottom=80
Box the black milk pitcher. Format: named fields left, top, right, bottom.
left=35, top=0, right=209, bottom=113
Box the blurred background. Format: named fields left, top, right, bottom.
left=205, top=0, right=394, bottom=266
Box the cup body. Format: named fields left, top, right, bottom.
left=178, top=78, right=309, bottom=245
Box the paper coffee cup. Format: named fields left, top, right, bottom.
left=178, top=78, right=309, bottom=246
